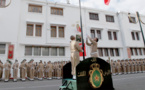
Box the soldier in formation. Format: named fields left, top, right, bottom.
left=110, top=59, right=145, bottom=75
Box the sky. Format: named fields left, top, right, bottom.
left=49, top=0, right=145, bottom=14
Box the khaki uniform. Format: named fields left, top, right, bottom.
left=127, top=61, right=131, bottom=74
left=141, top=59, right=144, bottom=72
left=57, top=62, right=62, bottom=79
left=116, top=60, right=121, bottom=75
left=20, top=61, right=27, bottom=81
left=4, top=62, right=11, bottom=81
left=70, top=40, right=82, bottom=75
left=46, top=62, right=53, bottom=79
left=111, top=61, right=116, bottom=75
left=86, top=36, right=98, bottom=57
left=137, top=60, right=141, bottom=73
left=27, top=62, right=30, bottom=79
left=29, top=62, right=35, bottom=80
left=34, top=62, right=38, bottom=78
left=122, top=61, right=127, bottom=74
left=12, top=62, right=19, bottom=81
left=131, top=60, right=135, bottom=73
left=38, top=62, right=44, bottom=80
left=134, top=60, right=138, bottom=73
left=0, top=63, right=3, bottom=80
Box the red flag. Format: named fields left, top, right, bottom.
left=76, top=24, right=81, bottom=32
left=104, top=0, right=110, bottom=5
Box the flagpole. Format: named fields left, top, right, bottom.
left=79, top=0, right=85, bottom=60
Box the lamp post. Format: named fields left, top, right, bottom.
left=128, top=12, right=145, bottom=46
left=79, top=0, right=85, bottom=60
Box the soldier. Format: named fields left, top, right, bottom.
left=116, top=60, right=121, bottom=75
left=27, top=61, right=30, bottom=80
left=4, top=60, right=11, bottom=82
left=131, top=59, right=135, bottom=74
left=122, top=60, right=127, bottom=74
left=143, top=59, right=145, bottom=73
left=38, top=60, right=44, bottom=80
left=19, top=60, right=23, bottom=80
left=0, top=60, right=3, bottom=81
left=140, top=59, right=144, bottom=73
left=46, top=61, right=53, bottom=80
left=111, top=60, right=116, bottom=75
left=134, top=59, right=138, bottom=73
left=120, top=60, right=124, bottom=74
left=70, top=35, right=82, bottom=79
left=34, top=62, right=38, bottom=79
left=29, top=59, right=35, bottom=81
left=137, top=59, right=141, bottom=73
left=12, top=59, right=19, bottom=82
left=86, top=35, right=98, bottom=57
left=127, top=60, right=131, bottom=74
left=57, top=61, right=62, bottom=79
left=44, top=61, right=47, bottom=79
left=20, top=59, right=27, bottom=81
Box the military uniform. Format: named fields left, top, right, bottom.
left=70, top=39, right=82, bottom=79
left=111, top=60, right=116, bottom=75
left=20, top=60, right=27, bottom=81
left=44, top=62, right=47, bottom=79
left=46, top=61, right=53, bottom=80
left=4, top=61, right=11, bottom=82
left=57, top=62, right=62, bottom=79
left=122, top=60, right=127, bottom=74
left=29, top=60, right=35, bottom=81
left=0, top=61, right=3, bottom=80
left=116, top=60, right=121, bottom=75
left=141, top=59, right=144, bottom=73
left=137, top=59, right=141, bottom=73
left=38, top=60, right=44, bottom=80
left=131, top=60, right=135, bottom=74
left=34, top=62, right=38, bottom=79
left=12, top=60, right=19, bottom=82
left=127, top=60, right=131, bottom=74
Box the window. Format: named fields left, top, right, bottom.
left=108, top=31, right=112, bottom=40
left=35, top=25, right=42, bottom=36
left=26, top=24, right=42, bottom=37
left=106, top=15, right=114, bottom=22
left=0, top=0, right=5, bottom=7
left=115, top=48, right=119, bottom=56
left=28, top=4, right=42, bottom=13
left=59, top=27, right=64, bottom=38
left=139, top=48, right=142, bottom=55
left=113, top=32, right=117, bottom=40
left=91, top=30, right=95, bottom=38
left=89, top=13, right=99, bottom=20
left=110, top=48, right=114, bottom=56
left=59, top=47, right=65, bottom=56
left=130, top=48, right=134, bottom=56
left=51, top=47, right=57, bottom=56
left=25, top=46, right=32, bottom=56
left=0, top=44, right=5, bottom=54
left=104, top=48, right=109, bottom=56
left=129, top=17, right=136, bottom=23
left=131, top=32, right=140, bottom=40
left=51, top=26, right=57, bottom=37
left=97, top=30, right=101, bottom=39
left=131, top=32, right=135, bottom=40
left=98, top=48, right=103, bottom=57
left=144, top=48, right=145, bottom=55
left=42, top=47, right=49, bottom=56
left=136, top=32, right=140, bottom=40
left=26, top=24, right=34, bottom=36
left=51, top=7, right=63, bottom=15
left=134, top=48, right=138, bottom=55
left=34, top=47, right=41, bottom=56
left=25, top=46, right=65, bottom=56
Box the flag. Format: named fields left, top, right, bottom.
left=104, top=0, right=110, bottom=5
left=76, top=24, right=81, bottom=32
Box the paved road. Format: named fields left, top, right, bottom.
left=0, top=73, right=145, bottom=90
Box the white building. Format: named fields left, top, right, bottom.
left=0, top=0, right=145, bottom=65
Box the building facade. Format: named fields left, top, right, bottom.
left=0, top=0, right=145, bottom=65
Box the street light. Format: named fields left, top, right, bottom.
left=128, top=12, right=145, bottom=46
left=0, top=0, right=11, bottom=8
